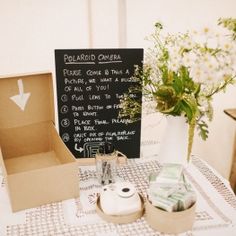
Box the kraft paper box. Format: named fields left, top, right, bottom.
left=0, top=72, right=79, bottom=212
left=145, top=199, right=196, bottom=234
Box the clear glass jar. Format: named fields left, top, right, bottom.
left=96, top=152, right=118, bottom=185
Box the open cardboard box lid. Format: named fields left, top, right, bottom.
left=0, top=72, right=80, bottom=212
left=0, top=72, right=54, bottom=129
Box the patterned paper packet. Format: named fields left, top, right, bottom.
left=170, top=191, right=196, bottom=211
left=149, top=185, right=179, bottom=198
left=148, top=184, right=196, bottom=212
left=148, top=190, right=179, bottom=212
left=148, top=164, right=197, bottom=212
left=149, top=164, right=183, bottom=187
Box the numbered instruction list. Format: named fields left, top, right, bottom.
left=55, top=49, right=143, bottom=158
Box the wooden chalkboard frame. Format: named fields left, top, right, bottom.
left=55, top=49, right=143, bottom=165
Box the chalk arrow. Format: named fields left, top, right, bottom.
left=10, top=79, right=31, bottom=111
left=75, top=144, right=84, bottom=153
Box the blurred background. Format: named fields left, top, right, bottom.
left=0, top=0, right=236, bottom=179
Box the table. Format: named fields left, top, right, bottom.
left=0, top=156, right=236, bottom=236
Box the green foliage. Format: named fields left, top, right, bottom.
left=197, top=121, right=209, bottom=141
left=119, top=18, right=236, bottom=162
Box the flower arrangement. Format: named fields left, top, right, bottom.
left=119, top=18, right=236, bottom=161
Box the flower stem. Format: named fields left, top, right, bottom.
left=206, top=76, right=235, bottom=98
left=187, top=118, right=196, bottom=162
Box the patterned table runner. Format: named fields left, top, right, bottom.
left=0, top=157, right=236, bottom=236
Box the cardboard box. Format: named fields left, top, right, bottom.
left=145, top=199, right=196, bottom=234
left=0, top=72, right=79, bottom=212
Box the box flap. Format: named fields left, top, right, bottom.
left=0, top=72, right=54, bottom=129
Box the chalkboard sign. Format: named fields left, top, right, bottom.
left=55, top=49, right=143, bottom=159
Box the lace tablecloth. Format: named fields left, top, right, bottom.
left=0, top=156, right=236, bottom=236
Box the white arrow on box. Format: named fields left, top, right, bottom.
left=10, top=79, right=31, bottom=111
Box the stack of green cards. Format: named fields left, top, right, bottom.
left=148, top=164, right=196, bottom=212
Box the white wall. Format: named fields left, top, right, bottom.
left=0, top=0, right=236, bottom=178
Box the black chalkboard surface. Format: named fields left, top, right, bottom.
left=55, top=49, right=143, bottom=159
